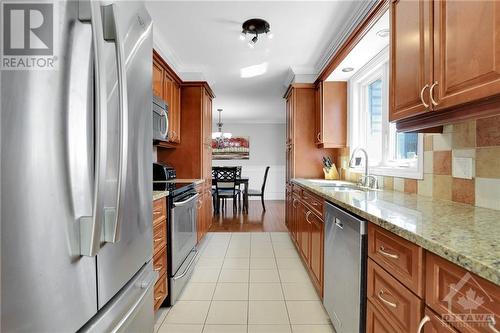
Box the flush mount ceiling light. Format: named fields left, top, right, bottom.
left=376, top=28, right=390, bottom=38
left=342, top=67, right=355, bottom=73
left=239, top=18, right=273, bottom=48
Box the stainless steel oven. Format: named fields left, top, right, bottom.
left=168, top=184, right=199, bottom=305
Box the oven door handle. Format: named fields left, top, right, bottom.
left=173, top=193, right=200, bottom=207
left=172, top=249, right=198, bottom=281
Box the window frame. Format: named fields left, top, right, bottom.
left=347, top=46, right=424, bottom=180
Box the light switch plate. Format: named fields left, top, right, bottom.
left=452, top=157, right=473, bottom=179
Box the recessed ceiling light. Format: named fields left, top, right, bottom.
left=342, top=67, right=355, bottom=73
left=376, top=28, right=390, bottom=38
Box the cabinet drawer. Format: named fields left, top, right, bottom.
left=367, top=259, right=423, bottom=333
left=153, top=248, right=167, bottom=281
left=421, top=307, right=459, bottom=333
left=302, top=190, right=324, bottom=218
left=153, top=198, right=167, bottom=226
left=292, top=185, right=302, bottom=196
left=153, top=221, right=167, bottom=255
left=154, top=275, right=167, bottom=311
left=368, top=223, right=424, bottom=296
left=425, top=252, right=500, bottom=333
left=366, top=300, right=401, bottom=333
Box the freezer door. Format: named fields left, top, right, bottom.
left=79, top=262, right=157, bottom=333
left=0, top=2, right=99, bottom=331
left=96, top=1, right=154, bottom=308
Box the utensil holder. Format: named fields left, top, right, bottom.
left=323, top=165, right=339, bottom=180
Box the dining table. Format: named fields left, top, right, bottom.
left=211, top=177, right=250, bottom=213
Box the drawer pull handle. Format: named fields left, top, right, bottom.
left=155, top=295, right=163, bottom=301
left=378, top=246, right=399, bottom=259
left=310, top=201, right=318, bottom=206
left=487, top=316, right=500, bottom=333
left=377, top=290, right=397, bottom=308
left=305, top=211, right=312, bottom=224
left=154, top=265, right=163, bottom=272
left=417, top=315, right=430, bottom=333
left=153, top=238, right=163, bottom=243
left=420, top=84, right=430, bottom=108
left=293, top=199, right=298, bottom=208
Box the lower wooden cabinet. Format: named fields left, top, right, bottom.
left=287, top=184, right=324, bottom=297
left=152, top=197, right=168, bottom=311
left=367, top=258, right=423, bottom=332
left=196, top=185, right=213, bottom=243
left=366, top=300, right=401, bottom=333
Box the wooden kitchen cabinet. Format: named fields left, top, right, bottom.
left=288, top=185, right=324, bottom=297
left=432, top=0, right=500, bottom=111
left=158, top=82, right=214, bottom=244
left=390, top=0, right=432, bottom=122
left=314, top=81, right=347, bottom=148
left=153, top=50, right=181, bottom=143
left=308, top=209, right=323, bottom=296
left=284, top=84, right=337, bottom=183
left=152, top=197, right=168, bottom=311
left=390, top=0, right=500, bottom=130
left=152, top=61, right=164, bottom=98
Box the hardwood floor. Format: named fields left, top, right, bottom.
left=209, top=200, right=286, bottom=232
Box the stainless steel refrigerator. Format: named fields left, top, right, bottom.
left=1, top=1, right=155, bottom=331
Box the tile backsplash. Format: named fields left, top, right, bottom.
left=337, top=115, right=500, bottom=211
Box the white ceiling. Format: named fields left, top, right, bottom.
left=326, top=10, right=389, bottom=81
left=145, top=1, right=373, bottom=123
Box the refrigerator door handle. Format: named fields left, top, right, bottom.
left=77, top=0, right=109, bottom=257
left=101, top=4, right=129, bottom=244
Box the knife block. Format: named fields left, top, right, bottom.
left=323, top=164, right=339, bottom=180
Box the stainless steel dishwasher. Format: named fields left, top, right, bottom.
left=323, top=201, right=367, bottom=333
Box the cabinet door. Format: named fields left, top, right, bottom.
left=285, top=91, right=294, bottom=182
left=316, top=82, right=347, bottom=148
left=171, top=81, right=181, bottom=143
left=433, top=0, right=500, bottom=110
left=299, top=205, right=311, bottom=263
left=291, top=195, right=300, bottom=245
left=390, top=0, right=432, bottom=121
left=314, top=82, right=322, bottom=145
left=153, top=60, right=164, bottom=98
left=309, top=211, right=323, bottom=296
left=204, top=190, right=213, bottom=232
left=163, top=73, right=174, bottom=141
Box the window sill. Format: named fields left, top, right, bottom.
left=350, top=166, right=423, bottom=180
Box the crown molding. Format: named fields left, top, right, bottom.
left=315, top=0, right=377, bottom=75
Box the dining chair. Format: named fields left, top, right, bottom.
left=213, top=166, right=239, bottom=214
left=247, top=166, right=270, bottom=211
left=235, top=166, right=242, bottom=206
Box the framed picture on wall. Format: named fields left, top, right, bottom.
left=212, top=136, right=250, bottom=160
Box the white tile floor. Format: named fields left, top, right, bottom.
left=154, top=232, right=335, bottom=333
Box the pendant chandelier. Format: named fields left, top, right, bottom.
left=212, top=108, right=232, bottom=141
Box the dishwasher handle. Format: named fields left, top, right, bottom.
left=334, top=218, right=344, bottom=229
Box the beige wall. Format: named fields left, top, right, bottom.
left=338, top=115, right=500, bottom=211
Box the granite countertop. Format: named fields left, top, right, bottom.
left=292, top=178, right=500, bottom=286
left=153, top=190, right=169, bottom=201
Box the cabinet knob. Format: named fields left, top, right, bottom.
left=429, top=81, right=439, bottom=107
left=420, top=84, right=430, bottom=108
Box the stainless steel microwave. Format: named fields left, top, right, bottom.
left=153, top=95, right=168, bottom=142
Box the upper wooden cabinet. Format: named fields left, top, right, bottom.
left=390, top=0, right=432, bottom=121
left=284, top=84, right=337, bottom=182
left=433, top=0, right=500, bottom=110
left=314, top=81, right=347, bottom=148
left=153, top=50, right=181, bottom=143
left=390, top=0, right=500, bottom=130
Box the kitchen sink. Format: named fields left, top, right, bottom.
left=306, top=180, right=370, bottom=192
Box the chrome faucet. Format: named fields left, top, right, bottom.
left=348, top=147, right=377, bottom=189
